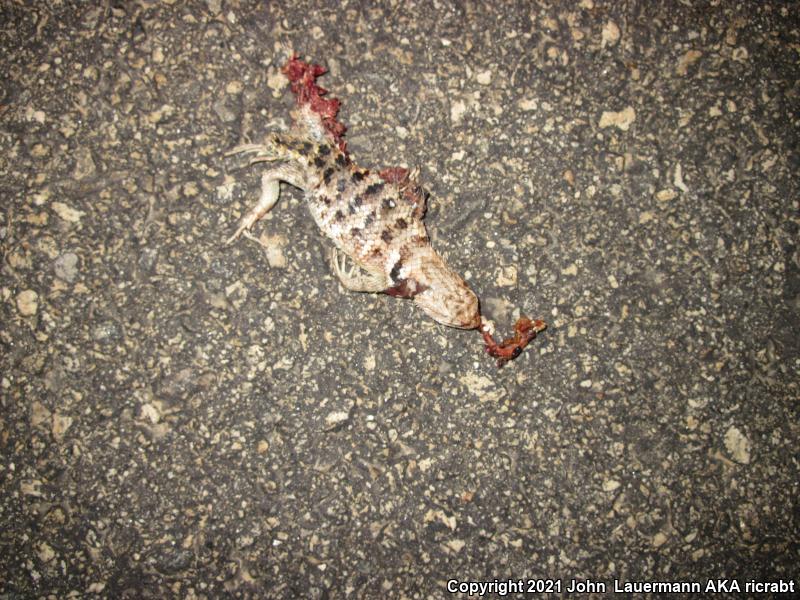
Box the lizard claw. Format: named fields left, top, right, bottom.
left=225, top=221, right=251, bottom=245
left=481, top=316, right=546, bottom=367
left=225, top=229, right=244, bottom=245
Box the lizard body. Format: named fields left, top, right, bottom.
left=226, top=56, right=544, bottom=364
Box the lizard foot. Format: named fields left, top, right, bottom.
left=226, top=173, right=280, bottom=245
left=224, top=141, right=288, bottom=173
left=481, top=316, right=546, bottom=367
left=329, top=248, right=387, bottom=292
left=224, top=143, right=274, bottom=163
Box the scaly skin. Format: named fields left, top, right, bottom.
left=226, top=56, right=545, bottom=365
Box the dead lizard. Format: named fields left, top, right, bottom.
left=225, top=56, right=545, bottom=365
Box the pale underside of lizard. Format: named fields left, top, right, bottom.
left=225, top=56, right=545, bottom=365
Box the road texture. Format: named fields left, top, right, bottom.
left=1, top=1, right=798, bottom=598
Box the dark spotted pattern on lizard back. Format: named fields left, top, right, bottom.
left=226, top=56, right=547, bottom=358
left=306, top=142, right=431, bottom=283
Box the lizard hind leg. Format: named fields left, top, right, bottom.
left=226, top=171, right=282, bottom=245
left=224, top=139, right=282, bottom=168
left=329, top=248, right=388, bottom=292
left=226, top=133, right=314, bottom=244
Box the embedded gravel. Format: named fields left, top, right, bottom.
left=1, top=1, right=798, bottom=598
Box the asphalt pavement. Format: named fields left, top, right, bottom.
left=1, top=1, right=798, bottom=597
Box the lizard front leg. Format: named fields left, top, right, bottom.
left=329, top=248, right=388, bottom=292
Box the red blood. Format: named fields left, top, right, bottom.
left=482, top=317, right=546, bottom=366
left=378, top=167, right=409, bottom=184
left=282, top=56, right=348, bottom=153
left=379, top=166, right=427, bottom=218
left=384, top=279, right=427, bottom=299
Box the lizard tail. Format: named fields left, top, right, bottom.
left=282, top=55, right=347, bottom=153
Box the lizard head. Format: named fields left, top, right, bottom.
left=388, top=249, right=481, bottom=330
left=414, top=282, right=481, bottom=329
